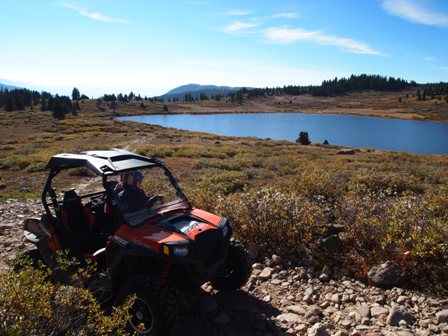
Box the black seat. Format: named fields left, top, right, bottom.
left=61, top=189, right=95, bottom=256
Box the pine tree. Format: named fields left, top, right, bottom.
left=40, top=98, right=48, bottom=111
left=296, top=131, right=311, bottom=145
left=5, top=96, right=14, bottom=112
left=72, top=87, right=80, bottom=101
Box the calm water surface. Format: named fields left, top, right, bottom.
left=118, top=113, right=448, bottom=154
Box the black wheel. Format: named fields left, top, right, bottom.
left=115, top=275, right=176, bottom=336
left=210, top=239, right=251, bottom=291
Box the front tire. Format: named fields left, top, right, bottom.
left=210, top=239, right=251, bottom=291
left=115, top=275, right=175, bottom=336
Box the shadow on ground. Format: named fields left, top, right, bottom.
left=172, top=287, right=281, bottom=336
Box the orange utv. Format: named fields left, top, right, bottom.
left=23, top=148, right=251, bottom=335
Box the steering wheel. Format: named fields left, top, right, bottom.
left=144, top=195, right=164, bottom=208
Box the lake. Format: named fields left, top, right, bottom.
left=118, top=113, right=448, bottom=154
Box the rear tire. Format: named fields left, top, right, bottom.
left=210, top=239, right=251, bottom=291
left=115, top=275, right=176, bottom=336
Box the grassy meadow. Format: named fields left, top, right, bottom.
left=1, top=97, right=448, bottom=293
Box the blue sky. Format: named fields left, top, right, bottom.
left=0, top=0, right=447, bottom=97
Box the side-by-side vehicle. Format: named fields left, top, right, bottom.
left=23, top=148, right=251, bottom=335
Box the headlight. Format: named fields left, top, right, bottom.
left=173, top=246, right=189, bottom=256
left=162, top=241, right=190, bottom=256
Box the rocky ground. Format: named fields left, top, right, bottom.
left=1, top=199, right=447, bottom=336
left=0, top=199, right=38, bottom=271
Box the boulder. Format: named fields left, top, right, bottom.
left=367, top=261, right=406, bottom=288
left=387, top=305, right=415, bottom=326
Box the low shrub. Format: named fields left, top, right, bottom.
left=199, top=170, right=248, bottom=195
left=171, top=145, right=239, bottom=159
left=0, top=155, right=31, bottom=171
left=333, top=190, right=448, bottom=284
left=134, top=144, right=174, bottom=158
left=348, top=170, right=423, bottom=196
left=215, top=188, right=326, bottom=258
left=25, top=161, right=47, bottom=173
left=193, top=159, right=235, bottom=171
left=292, top=165, right=343, bottom=203
left=0, top=255, right=131, bottom=335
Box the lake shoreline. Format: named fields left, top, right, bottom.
left=115, top=90, right=448, bottom=122
left=128, top=108, right=445, bottom=122
left=118, top=113, right=448, bottom=154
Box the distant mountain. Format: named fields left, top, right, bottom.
left=159, top=84, right=243, bottom=101
left=0, top=82, right=21, bottom=91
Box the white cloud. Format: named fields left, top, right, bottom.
left=62, top=3, right=129, bottom=24
left=220, top=10, right=253, bottom=16
left=381, top=0, right=448, bottom=27
left=272, top=12, right=301, bottom=19
left=264, top=27, right=383, bottom=55
left=223, top=21, right=259, bottom=34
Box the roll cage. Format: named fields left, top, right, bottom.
left=42, top=148, right=189, bottom=217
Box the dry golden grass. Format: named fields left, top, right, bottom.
left=1, top=98, right=448, bottom=291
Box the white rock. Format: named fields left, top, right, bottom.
left=397, top=295, right=407, bottom=304
left=370, top=306, right=389, bottom=317
left=276, top=313, right=301, bottom=323
left=287, top=305, right=306, bottom=315
left=307, top=322, right=329, bottom=336
left=340, top=319, right=352, bottom=328
left=258, top=267, right=273, bottom=280
left=357, top=305, right=371, bottom=318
